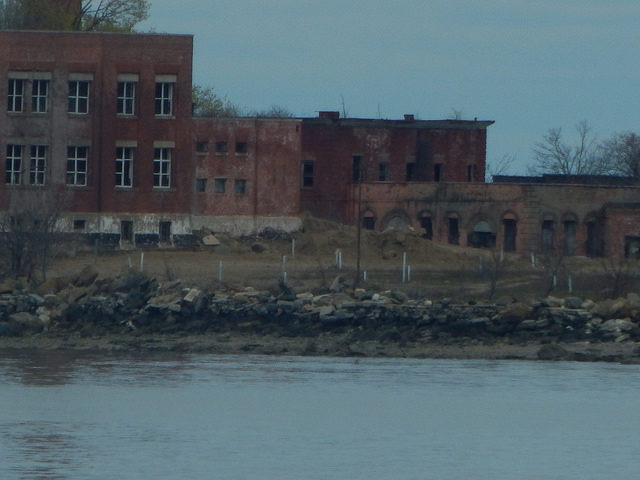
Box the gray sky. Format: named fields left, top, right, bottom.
left=140, top=0, right=640, bottom=174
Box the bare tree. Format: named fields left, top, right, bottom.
left=0, top=189, right=66, bottom=282
left=599, top=132, right=640, bottom=179
left=529, top=120, right=611, bottom=176
left=486, top=153, right=516, bottom=181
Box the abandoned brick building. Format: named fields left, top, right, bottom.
left=1, top=30, right=640, bottom=258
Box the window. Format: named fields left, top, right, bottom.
left=67, top=146, right=88, bottom=186
left=117, top=81, right=136, bottom=115
left=406, top=162, right=416, bottom=181
left=32, top=79, right=49, bottom=113
left=159, top=221, right=172, bottom=243
left=155, top=82, right=173, bottom=116
left=196, top=178, right=207, bottom=192
left=29, top=145, right=46, bottom=185
left=503, top=218, right=517, bottom=252
left=214, top=178, right=226, bottom=193
left=378, top=162, right=389, bottom=181
left=215, top=141, right=227, bottom=154
left=302, top=161, right=314, bottom=187
left=196, top=141, right=208, bottom=153
left=434, top=163, right=443, bottom=182
left=352, top=155, right=363, bottom=182
left=467, top=164, right=475, bottom=182
left=8, top=78, right=24, bottom=112
left=153, top=147, right=171, bottom=188
left=121, top=220, right=133, bottom=243
left=69, top=80, right=90, bottom=114
left=73, top=219, right=86, bottom=231
left=5, top=144, right=22, bottom=185
left=234, top=179, right=246, bottom=194
left=541, top=220, right=554, bottom=252
left=235, top=142, right=248, bottom=154
left=115, top=147, right=133, bottom=187
left=448, top=217, right=459, bottom=245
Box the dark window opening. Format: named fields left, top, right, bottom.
left=406, top=162, right=416, bottom=181
left=541, top=220, right=554, bottom=252
left=503, top=219, right=517, bottom=252
left=214, top=178, right=226, bottom=193
left=378, top=162, right=389, bottom=181
left=120, top=220, right=133, bottom=243
left=468, top=222, right=495, bottom=248
left=467, top=164, right=475, bottom=182
left=421, top=216, right=433, bottom=240
left=625, top=236, right=640, bottom=259
left=235, top=142, right=248, bottom=154
left=564, top=220, right=576, bottom=256
left=302, top=161, right=314, bottom=187
left=73, top=219, right=86, bottom=231
left=448, top=218, right=459, bottom=245
left=196, top=178, right=207, bottom=192
left=234, top=179, right=246, bottom=194
left=362, top=215, right=375, bottom=230
left=586, top=221, right=604, bottom=257
left=434, top=163, right=443, bottom=182
left=215, top=141, right=227, bottom=154
left=196, top=141, right=208, bottom=153
left=159, top=221, right=171, bottom=243
left=352, top=155, right=363, bottom=182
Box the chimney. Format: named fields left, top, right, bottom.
left=319, top=111, right=340, bottom=120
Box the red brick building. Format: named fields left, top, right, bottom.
left=1, top=30, right=640, bottom=258
left=300, top=112, right=492, bottom=223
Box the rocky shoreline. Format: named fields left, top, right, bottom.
left=1, top=267, right=640, bottom=363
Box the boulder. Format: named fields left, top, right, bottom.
left=563, top=297, right=583, bottom=309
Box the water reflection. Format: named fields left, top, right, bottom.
left=5, top=420, right=85, bottom=479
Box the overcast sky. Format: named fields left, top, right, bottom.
left=139, top=0, right=640, bottom=174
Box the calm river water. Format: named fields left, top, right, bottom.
left=1, top=350, right=639, bottom=479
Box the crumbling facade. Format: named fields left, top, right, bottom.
left=1, top=30, right=640, bottom=258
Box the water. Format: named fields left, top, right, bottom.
left=1, top=351, right=639, bottom=480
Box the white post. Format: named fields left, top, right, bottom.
left=283, top=271, right=287, bottom=283
left=338, top=250, right=343, bottom=270
left=407, top=265, right=411, bottom=283
left=127, top=256, right=132, bottom=269
left=139, top=252, right=144, bottom=272
left=218, top=261, right=223, bottom=282
left=552, top=274, right=557, bottom=288
left=363, top=270, right=367, bottom=282
left=530, top=252, right=535, bottom=266
left=291, top=238, right=295, bottom=257
left=568, top=275, right=573, bottom=293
